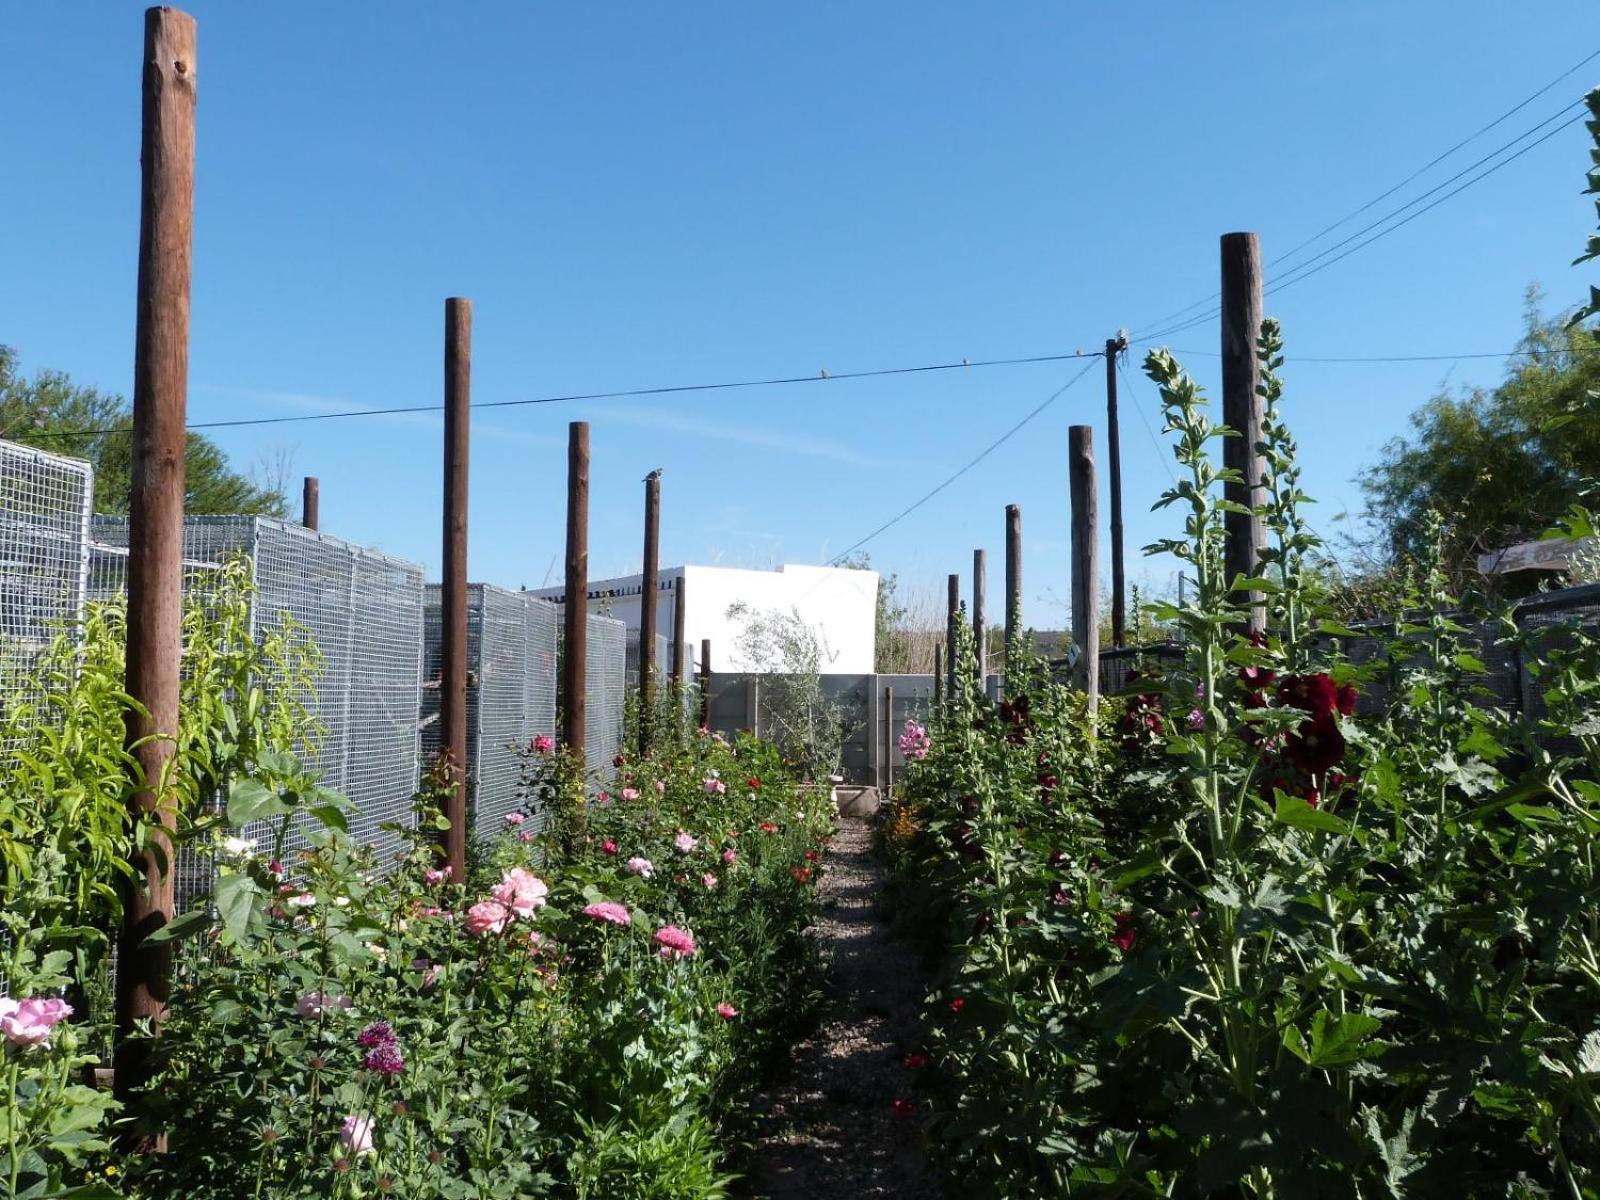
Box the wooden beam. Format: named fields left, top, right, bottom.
left=1069, top=424, right=1100, bottom=713
left=440, top=297, right=471, bottom=879
left=638, top=471, right=661, bottom=755
left=562, top=422, right=590, bottom=755
left=301, top=475, right=319, bottom=530
left=1004, top=503, right=1021, bottom=678
left=1221, top=231, right=1266, bottom=633
left=972, top=547, right=987, bottom=684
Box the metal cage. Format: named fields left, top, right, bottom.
left=586, top=612, right=626, bottom=781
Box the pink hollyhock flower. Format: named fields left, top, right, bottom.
left=721, top=849, right=737, bottom=865
left=716, top=1002, right=739, bottom=1020
left=626, top=857, right=654, bottom=878
left=364, top=1042, right=405, bottom=1076
left=898, top=720, right=931, bottom=761
left=423, top=865, right=452, bottom=887
left=652, top=925, right=697, bottom=959
left=0, top=997, right=73, bottom=1048
left=465, top=900, right=510, bottom=936
left=532, top=735, right=555, bottom=755
left=295, top=992, right=350, bottom=1019
left=703, top=778, right=727, bottom=796
left=674, top=831, right=698, bottom=853
left=654, top=780, right=666, bottom=795
left=339, top=1114, right=375, bottom=1156
left=285, top=892, right=316, bottom=909
left=583, top=901, right=632, bottom=927
left=701, top=873, right=719, bottom=890
left=526, top=930, right=545, bottom=955
left=601, top=840, right=618, bottom=855
left=492, top=868, right=549, bottom=919
left=504, top=812, right=526, bottom=826
left=621, top=788, right=640, bottom=801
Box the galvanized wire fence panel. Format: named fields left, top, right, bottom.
left=422, top=586, right=558, bottom=837
left=586, top=613, right=626, bottom=781
left=0, top=440, right=92, bottom=750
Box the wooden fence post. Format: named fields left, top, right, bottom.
left=1221, top=231, right=1266, bottom=633
left=745, top=677, right=759, bottom=736
left=1004, top=503, right=1021, bottom=680
left=562, top=422, right=590, bottom=757
left=638, top=471, right=661, bottom=755
left=1069, top=424, right=1100, bottom=713
left=933, top=642, right=944, bottom=711
left=116, top=4, right=196, bottom=1109
left=671, top=574, right=686, bottom=697
left=302, top=476, right=319, bottom=531
left=700, top=637, right=712, bottom=729
left=972, top=547, right=987, bottom=686
left=440, top=297, right=471, bottom=880
left=883, top=684, right=894, bottom=798
left=1106, top=333, right=1129, bottom=646
left=946, top=573, right=960, bottom=703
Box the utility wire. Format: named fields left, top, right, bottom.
left=825, top=356, right=1103, bottom=565
left=20, top=348, right=1106, bottom=444
left=1127, top=342, right=1600, bottom=363
left=1117, top=357, right=1177, bottom=486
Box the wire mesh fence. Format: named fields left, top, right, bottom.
left=0, top=439, right=93, bottom=752
left=421, top=585, right=559, bottom=836
left=586, top=613, right=626, bottom=782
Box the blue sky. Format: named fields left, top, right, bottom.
left=4, top=3, right=1597, bottom=630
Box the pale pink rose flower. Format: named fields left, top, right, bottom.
left=285, top=892, right=316, bottom=909
left=465, top=900, right=510, bottom=936
left=339, top=1113, right=375, bottom=1156
left=0, top=997, right=73, bottom=1047
left=716, top=1002, right=739, bottom=1020
left=626, top=856, right=654, bottom=878
left=491, top=868, right=549, bottom=919
left=722, top=849, right=737, bottom=865
left=505, top=812, right=526, bottom=826
left=532, top=734, right=554, bottom=754
left=674, top=831, right=698, bottom=854
left=703, top=778, right=727, bottom=796
left=423, top=865, right=452, bottom=887
left=621, top=788, right=640, bottom=801
left=701, top=873, right=719, bottom=890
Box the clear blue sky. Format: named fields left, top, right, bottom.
left=4, top=3, right=1596, bottom=630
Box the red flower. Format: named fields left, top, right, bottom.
left=803, top=850, right=820, bottom=863
left=904, top=1052, right=927, bottom=1069
left=789, top=866, right=813, bottom=884
left=747, top=777, right=761, bottom=790
left=1335, top=683, right=1358, bottom=716
left=1277, top=672, right=1338, bottom=717
left=759, top=821, right=778, bottom=834
left=1111, top=912, right=1136, bottom=953
left=891, top=1098, right=916, bottom=1119
left=949, top=997, right=966, bottom=1014
left=1285, top=711, right=1345, bottom=776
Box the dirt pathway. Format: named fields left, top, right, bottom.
left=736, top=817, right=939, bottom=1198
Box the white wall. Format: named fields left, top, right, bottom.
left=528, top=564, right=878, bottom=676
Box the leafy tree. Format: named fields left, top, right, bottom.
left=1357, top=294, right=1600, bottom=583
left=0, top=344, right=287, bottom=516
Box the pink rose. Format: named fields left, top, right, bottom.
left=532, top=735, right=555, bottom=755
left=701, top=873, right=719, bottom=890
left=601, top=840, right=618, bottom=855
left=423, top=865, right=452, bottom=887
left=721, top=849, right=737, bottom=865
left=674, top=831, right=698, bottom=854
left=715, top=1002, right=739, bottom=1020
left=0, top=997, right=73, bottom=1048
left=465, top=900, right=510, bottom=936
left=703, top=778, right=727, bottom=796
left=654, top=780, right=666, bottom=795
left=626, top=857, right=654, bottom=878
left=504, top=812, right=526, bottom=826
left=621, top=788, right=640, bottom=801
left=491, top=868, right=549, bottom=920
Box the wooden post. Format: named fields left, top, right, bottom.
left=1069, top=425, right=1100, bottom=712
left=882, top=685, right=894, bottom=798
left=1105, top=334, right=1129, bottom=647
left=440, top=297, right=471, bottom=879
left=946, top=573, right=960, bottom=704
left=745, top=677, right=759, bottom=736
left=933, top=642, right=943, bottom=711
left=699, top=637, right=712, bottom=728
left=562, top=422, right=590, bottom=756
left=1004, top=503, right=1021, bottom=678
left=638, top=472, right=661, bottom=755
left=1221, top=232, right=1266, bottom=633
left=117, top=4, right=196, bottom=1108
left=670, top=574, right=686, bottom=700
left=972, top=548, right=987, bottom=685
left=302, top=476, right=319, bottom=531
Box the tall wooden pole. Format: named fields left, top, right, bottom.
left=1004, top=503, right=1021, bottom=679
left=946, top=573, right=960, bottom=703
left=563, top=422, right=590, bottom=757
left=302, top=476, right=319, bottom=531
left=933, top=642, right=944, bottom=711
left=882, top=685, right=894, bottom=798
left=1069, top=425, right=1100, bottom=713
left=699, top=636, right=712, bottom=729
left=670, top=574, right=686, bottom=696
left=638, top=472, right=661, bottom=755
left=1105, top=334, right=1129, bottom=647
left=440, top=297, right=471, bottom=879
left=117, top=4, right=196, bottom=1108
left=1221, top=232, right=1266, bottom=633
left=972, top=548, right=987, bottom=686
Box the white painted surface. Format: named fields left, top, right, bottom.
left=528, top=563, right=878, bottom=675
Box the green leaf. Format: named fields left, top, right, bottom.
left=227, top=777, right=292, bottom=825
left=1285, top=1010, right=1383, bottom=1068
left=308, top=804, right=349, bottom=833
left=1273, top=794, right=1350, bottom=834
left=142, top=907, right=213, bottom=946
left=213, top=872, right=263, bottom=942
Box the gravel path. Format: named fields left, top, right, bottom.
left=735, top=817, right=939, bottom=1199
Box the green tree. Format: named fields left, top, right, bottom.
left=0, top=345, right=286, bottom=516
left=1358, top=294, right=1600, bottom=582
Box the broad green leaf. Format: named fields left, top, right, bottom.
left=1274, top=795, right=1350, bottom=835
left=227, top=777, right=292, bottom=825
left=142, top=907, right=213, bottom=946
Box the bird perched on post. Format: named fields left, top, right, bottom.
left=643, top=468, right=663, bottom=482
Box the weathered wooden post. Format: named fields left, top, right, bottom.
left=638, top=471, right=661, bottom=755
left=1221, top=231, right=1266, bottom=633
left=1004, top=503, right=1022, bottom=679
left=946, top=572, right=960, bottom=703
left=972, top=548, right=987, bottom=688
left=671, top=575, right=686, bottom=696
left=562, top=422, right=590, bottom=757
left=440, top=297, right=472, bottom=880
left=699, top=636, right=713, bottom=730
left=1105, top=333, right=1129, bottom=646
left=882, top=684, right=894, bottom=798
left=302, top=476, right=319, bottom=530
left=117, top=4, right=196, bottom=1108
left=933, top=642, right=944, bottom=711
left=1069, top=425, right=1100, bottom=713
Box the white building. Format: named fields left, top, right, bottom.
left=528, top=563, right=879, bottom=676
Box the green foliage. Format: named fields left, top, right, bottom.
left=1358, top=294, right=1600, bottom=585
left=0, top=346, right=286, bottom=516
left=1572, top=87, right=1600, bottom=327
left=725, top=601, right=854, bottom=781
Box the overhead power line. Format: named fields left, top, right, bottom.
left=825, top=356, right=1104, bottom=565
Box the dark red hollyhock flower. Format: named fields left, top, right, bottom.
left=904, top=1052, right=928, bottom=1069
left=1048, top=848, right=1068, bottom=868
left=1277, top=673, right=1339, bottom=718
left=892, top=1098, right=916, bottom=1119
left=959, top=795, right=980, bottom=816
left=1111, top=912, right=1136, bottom=953
left=1038, top=773, right=1060, bottom=796
left=1335, top=683, right=1358, bottom=716
left=1285, top=711, right=1345, bottom=776
left=1049, top=882, right=1071, bottom=905
left=613, top=754, right=625, bottom=769
left=949, top=997, right=966, bottom=1014
left=1239, top=662, right=1277, bottom=691
left=1305, top=787, right=1322, bottom=809
left=803, top=850, right=820, bottom=863
left=747, top=777, right=761, bottom=790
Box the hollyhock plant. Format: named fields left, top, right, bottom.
left=0, top=997, right=72, bottom=1048
left=465, top=900, right=510, bottom=937
left=652, top=925, right=697, bottom=959
left=1111, top=912, right=1136, bottom=953
left=583, top=901, right=632, bottom=927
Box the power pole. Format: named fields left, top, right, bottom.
left=1105, top=332, right=1129, bottom=647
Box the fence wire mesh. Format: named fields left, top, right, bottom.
left=0, top=440, right=92, bottom=752
left=586, top=613, right=626, bottom=782
left=422, top=585, right=559, bottom=836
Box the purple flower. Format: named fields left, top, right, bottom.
left=357, top=1021, right=395, bottom=1049
left=364, top=1042, right=405, bottom=1076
